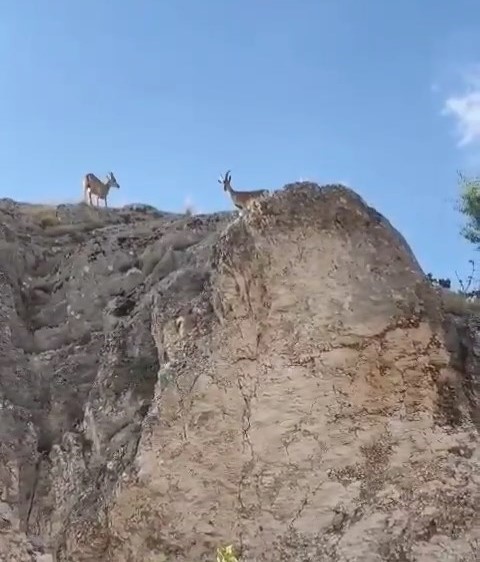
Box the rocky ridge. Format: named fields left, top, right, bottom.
left=0, top=184, right=478, bottom=561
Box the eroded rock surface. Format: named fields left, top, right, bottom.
left=0, top=186, right=478, bottom=562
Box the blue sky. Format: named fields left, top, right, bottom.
left=1, top=0, right=480, bottom=283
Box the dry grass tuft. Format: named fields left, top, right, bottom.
left=21, top=205, right=61, bottom=229
left=440, top=289, right=480, bottom=315
left=40, top=215, right=60, bottom=228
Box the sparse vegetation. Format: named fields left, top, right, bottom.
left=216, top=545, right=239, bottom=562
left=457, top=171, right=480, bottom=246
left=40, top=215, right=61, bottom=228
left=426, top=174, right=480, bottom=310
left=427, top=261, right=480, bottom=315
left=440, top=289, right=480, bottom=315
left=426, top=273, right=451, bottom=289
left=453, top=259, right=480, bottom=299
left=22, top=205, right=61, bottom=228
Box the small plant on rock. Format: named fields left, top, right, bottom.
left=216, top=544, right=239, bottom=562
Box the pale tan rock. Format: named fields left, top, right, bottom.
left=0, top=187, right=478, bottom=561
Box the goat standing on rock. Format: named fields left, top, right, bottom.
left=83, top=171, right=120, bottom=207
left=219, top=170, right=269, bottom=215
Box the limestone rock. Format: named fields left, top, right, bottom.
left=0, top=185, right=478, bottom=561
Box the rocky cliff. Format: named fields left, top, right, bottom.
left=0, top=184, right=479, bottom=562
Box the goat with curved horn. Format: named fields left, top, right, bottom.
left=218, top=169, right=269, bottom=214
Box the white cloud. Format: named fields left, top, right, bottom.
left=443, top=91, right=480, bottom=146
left=443, top=68, right=480, bottom=147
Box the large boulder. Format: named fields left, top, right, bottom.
left=0, top=184, right=478, bottom=561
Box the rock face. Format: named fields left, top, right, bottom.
left=0, top=185, right=478, bottom=562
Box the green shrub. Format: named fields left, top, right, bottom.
left=216, top=545, right=239, bottom=562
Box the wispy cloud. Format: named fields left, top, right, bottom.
left=442, top=66, right=480, bottom=147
